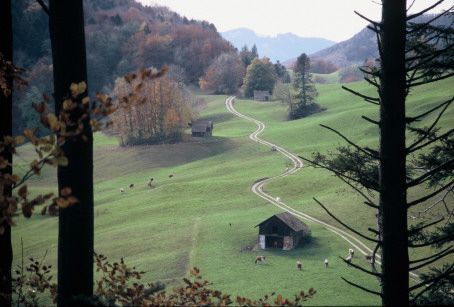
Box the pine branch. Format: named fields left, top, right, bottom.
left=407, top=157, right=454, bottom=188
left=408, top=178, right=454, bottom=208
left=406, top=98, right=453, bottom=125
left=362, top=115, right=380, bottom=126
left=341, top=277, right=382, bottom=297
left=408, top=72, right=454, bottom=88
left=370, top=243, right=381, bottom=282
left=408, top=128, right=454, bottom=155
left=342, top=86, right=380, bottom=105
left=407, top=0, right=446, bottom=22
left=338, top=256, right=382, bottom=277
left=408, top=263, right=454, bottom=292
left=354, top=10, right=380, bottom=27
left=409, top=246, right=453, bottom=264
left=314, top=198, right=380, bottom=243
left=409, top=232, right=454, bottom=248
left=299, top=155, right=378, bottom=191
left=409, top=248, right=454, bottom=271
left=337, top=175, right=378, bottom=209
left=319, top=124, right=380, bottom=160
left=408, top=217, right=444, bottom=236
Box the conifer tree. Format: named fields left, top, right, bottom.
left=301, top=1, right=454, bottom=305
left=290, top=53, right=319, bottom=119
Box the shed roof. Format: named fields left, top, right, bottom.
left=255, top=211, right=308, bottom=232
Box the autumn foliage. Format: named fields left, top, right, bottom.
left=109, top=69, right=193, bottom=146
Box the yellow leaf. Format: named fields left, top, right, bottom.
left=63, top=99, right=75, bottom=110
left=15, top=136, right=25, bottom=144
left=58, top=156, right=68, bottom=166
left=82, top=96, right=90, bottom=105
left=0, top=156, right=8, bottom=169
left=60, top=187, right=71, bottom=197
left=67, top=196, right=79, bottom=204
left=24, top=128, right=34, bottom=139
left=77, top=81, right=87, bottom=95
left=47, top=113, right=59, bottom=131
left=18, top=185, right=28, bottom=198
left=96, top=92, right=107, bottom=104
left=56, top=197, right=70, bottom=208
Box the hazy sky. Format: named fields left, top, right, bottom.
left=137, top=0, right=453, bottom=42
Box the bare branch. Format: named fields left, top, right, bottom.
left=407, top=0, right=446, bottom=21
left=342, top=86, right=380, bottom=105
left=407, top=128, right=454, bottom=155
left=409, top=248, right=454, bottom=271
left=408, top=218, right=444, bottom=236
left=314, top=198, right=380, bottom=243
left=341, top=277, right=382, bottom=297
left=362, top=115, right=380, bottom=126
left=36, top=0, right=50, bottom=15
left=354, top=10, right=380, bottom=27
left=320, top=124, right=380, bottom=159
left=408, top=72, right=454, bottom=88
left=299, top=155, right=378, bottom=191
left=406, top=98, right=453, bottom=125
left=339, top=256, right=382, bottom=277
left=408, top=179, right=454, bottom=208
left=409, top=246, right=453, bottom=264
left=407, top=157, right=454, bottom=188
left=337, top=175, right=379, bottom=209
left=409, top=263, right=454, bottom=292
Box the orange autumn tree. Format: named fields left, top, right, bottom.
left=110, top=69, right=193, bottom=146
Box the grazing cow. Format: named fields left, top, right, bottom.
left=349, top=248, right=354, bottom=258
left=147, top=181, right=152, bottom=188
left=150, top=177, right=154, bottom=182
left=120, top=188, right=124, bottom=193
left=129, top=183, right=134, bottom=188
left=365, top=254, right=373, bottom=263
left=324, top=259, right=329, bottom=268
left=276, top=197, right=281, bottom=203
left=296, top=261, right=302, bottom=270
left=255, top=256, right=266, bottom=264
left=169, top=174, right=173, bottom=178
left=345, top=256, right=352, bottom=266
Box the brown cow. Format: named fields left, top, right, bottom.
left=255, top=256, right=266, bottom=264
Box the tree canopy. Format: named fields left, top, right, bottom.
left=242, top=57, right=277, bottom=98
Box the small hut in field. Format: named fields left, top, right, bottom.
left=254, top=90, right=270, bottom=101
left=191, top=120, right=213, bottom=137
left=255, top=211, right=308, bottom=250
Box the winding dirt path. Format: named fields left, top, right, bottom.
left=225, top=96, right=379, bottom=258
left=225, top=96, right=425, bottom=281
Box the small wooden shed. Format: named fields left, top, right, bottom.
left=254, top=90, right=270, bottom=101
left=255, top=211, right=308, bottom=250
left=191, top=120, right=213, bottom=137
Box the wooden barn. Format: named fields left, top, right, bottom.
left=255, top=211, right=308, bottom=250
left=191, top=120, right=213, bottom=137
left=254, top=90, right=270, bottom=101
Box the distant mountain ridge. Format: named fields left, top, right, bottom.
left=221, top=28, right=336, bottom=63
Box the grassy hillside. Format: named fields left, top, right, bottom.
left=11, top=78, right=453, bottom=305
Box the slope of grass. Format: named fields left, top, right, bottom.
left=11, top=77, right=453, bottom=305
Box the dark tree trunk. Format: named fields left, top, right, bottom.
left=378, top=0, right=409, bottom=305
left=48, top=1, right=94, bottom=305
left=0, top=1, right=13, bottom=305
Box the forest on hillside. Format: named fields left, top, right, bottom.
left=12, top=0, right=236, bottom=137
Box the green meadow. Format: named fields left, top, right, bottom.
left=12, top=77, right=453, bottom=306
